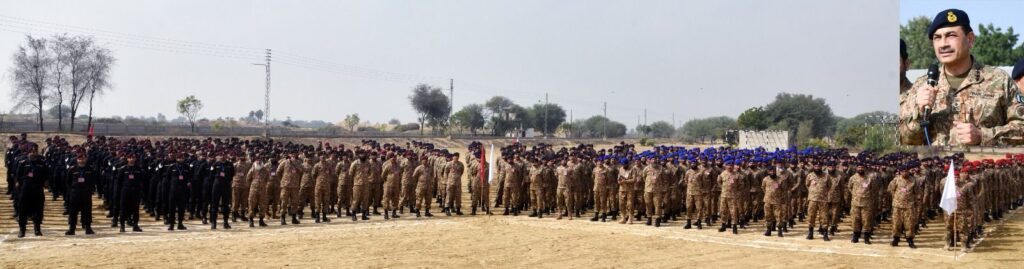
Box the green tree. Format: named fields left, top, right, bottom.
left=974, top=23, right=1021, bottom=66
left=452, top=104, right=486, bottom=135
left=409, top=84, right=451, bottom=135
left=900, top=16, right=936, bottom=69
left=679, top=116, right=737, bottom=143
left=648, top=121, right=675, bottom=138
left=526, top=103, right=566, bottom=136
left=763, top=93, right=836, bottom=141
left=862, top=125, right=895, bottom=153
left=176, top=95, right=203, bottom=133
left=343, top=113, right=360, bottom=131
left=736, top=106, right=769, bottom=130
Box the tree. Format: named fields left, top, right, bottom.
left=254, top=109, right=264, bottom=122
left=762, top=93, right=836, bottom=143
left=973, top=23, right=1020, bottom=66
left=343, top=113, right=360, bottom=132
left=409, top=84, right=451, bottom=135
left=47, top=104, right=71, bottom=120
left=899, top=16, right=936, bottom=69
left=452, top=104, right=486, bottom=135
left=58, top=35, right=100, bottom=132
left=737, top=106, right=770, bottom=130
left=177, top=95, right=203, bottom=133
left=571, top=116, right=626, bottom=138
left=388, top=118, right=401, bottom=125
left=526, top=103, right=566, bottom=136
left=647, top=121, right=675, bottom=138
left=84, top=46, right=114, bottom=132
left=679, top=116, right=737, bottom=143
left=10, top=35, right=53, bottom=131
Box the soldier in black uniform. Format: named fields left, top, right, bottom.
left=209, top=151, right=235, bottom=229
left=5, top=136, right=21, bottom=195
left=65, top=153, right=97, bottom=235
left=167, top=153, right=191, bottom=231
left=14, top=143, right=48, bottom=238
left=190, top=152, right=210, bottom=223
left=118, top=153, right=147, bottom=232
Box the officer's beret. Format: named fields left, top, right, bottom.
left=927, top=9, right=971, bottom=38
left=1012, top=58, right=1024, bottom=81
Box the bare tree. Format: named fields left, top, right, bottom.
left=177, top=95, right=203, bottom=133
left=49, top=34, right=71, bottom=131
left=85, top=47, right=114, bottom=131
left=9, top=35, right=53, bottom=131
left=62, top=36, right=96, bottom=132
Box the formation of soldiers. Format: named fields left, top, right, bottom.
left=5, top=135, right=1024, bottom=252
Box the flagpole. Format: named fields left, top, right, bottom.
left=953, top=210, right=957, bottom=260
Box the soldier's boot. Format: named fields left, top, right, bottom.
left=259, top=217, right=268, bottom=227
left=241, top=214, right=249, bottom=222
left=384, top=211, right=390, bottom=220
left=249, top=218, right=255, bottom=228
left=890, top=236, right=900, bottom=247
left=851, top=231, right=861, bottom=243
left=646, top=217, right=653, bottom=226
left=444, top=207, right=452, bottom=216
left=806, top=227, right=814, bottom=240
left=119, top=223, right=126, bottom=233
left=323, top=212, right=331, bottom=223
left=211, top=220, right=218, bottom=230
left=788, top=218, right=796, bottom=228
left=132, top=223, right=143, bottom=232
left=718, top=223, right=728, bottom=232
left=983, top=212, right=992, bottom=222
left=732, top=223, right=738, bottom=234
left=512, top=208, right=518, bottom=216
left=907, top=237, right=916, bottom=249
left=424, top=210, right=433, bottom=217
left=177, top=222, right=187, bottom=230
left=695, top=220, right=703, bottom=230
left=529, top=210, right=538, bottom=217
left=18, top=224, right=27, bottom=238
left=471, top=207, right=477, bottom=216
left=281, top=215, right=288, bottom=225
left=764, top=222, right=773, bottom=236
left=777, top=225, right=784, bottom=237
left=33, top=223, right=42, bottom=236
left=232, top=212, right=238, bottom=222
left=591, top=212, right=600, bottom=222
left=314, top=210, right=322, bottom=223
left=373, top=207, right=381, bottom=215
left=456, top=207, right=464, bottom=216
left=415, top=209, right=422, bottom=218
left=610, top=211, right=618, bottom=221
left=964, top=234, right=974, bottom=250
left=291, top=214, right=300, bottom=224
left=111, top=216, right=119, bottom=227
left=671, top=214, right=678, bottom=221
left=391, top=210, right=399, bottom=219
left=684, top=219, right=693, bottom=229
left=168, top=223, right=175, bottom=231
left=66, top=223, right=76, bottom=235
left=223, top=218, right=231, bottom=229
left=864, top=232, right=872, bottom=244
left=655, top=217, right=661, bottom=227
left=601, top=213, right=608, bottom=222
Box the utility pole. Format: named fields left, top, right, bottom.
left=672, top=112, right=676, bottom=129
left=543, top=93, right=549, bottom=138
left=251, top=49, right=272, bottom=138
left=602, top=102, right=607, bottom=140
left=449, top=78, right=454, bottom=130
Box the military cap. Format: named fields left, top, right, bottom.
left=1012, top=58, right=1024, bottom=81
left=927, top=9, right=971, bottom=38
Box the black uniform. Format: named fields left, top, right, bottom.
left=66, top=163, right=97, bottom=234
left=15, top=155, right=49, bottom=237
left=209, top=160, right=235, bottom=229
left=118, top=163, right=147, bottom=231
left=166, top=161, right=192, bottom=230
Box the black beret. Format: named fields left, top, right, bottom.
left=927, top=9, right=971, bottom=38
left=1013, top=58, right=1024, bottom=81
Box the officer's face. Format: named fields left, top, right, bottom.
left=932, top=26, right=974, bottom=65
left=1016, top=77, right=1023, bottom=91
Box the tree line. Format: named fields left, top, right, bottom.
left=901, top=16, right=1024, bottom=69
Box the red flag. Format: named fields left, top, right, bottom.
left=88, top=125, right=94, bottom=136
left=479, top=147, right=486, bottom=190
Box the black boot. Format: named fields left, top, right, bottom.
left=864, top=232, right=872, bottom=244
left=529, top=210, right=538, bottom=217
left=601, top=213, right=607, bottom=222
left=732, top=224, right=738, bottom=234
left=34, top=223, right=42, bottom=236
left=66, top=224, right=76, bottom=236
left=822, top=228, right=830, bottom=241
left=291, top=214, right=300, bottom=224
left=695, top=220, right=702, bottom=229
left=646, top=217, right=653, bottom=226
left=315, top=211, right=322, bottom=223
left=684, top=219, right=692, bottom=229
left=777, top=225, right=784, bottom=237
left=591, top=212, right=599, bottom=222
left=223, top=219, right=231, bottom=229
left=890, top=236, right=900, bottom=247
left=282, top=215, right=288, bottom=225
left=806, top=227, right=814, bottom=240
left=907, top=237, right=916, bottom=249
left=719, top=223, right=728, bottom=232
left=852, top=231, right=861, bottom=243
left=424, top=210, right=433, bottom=217
left=392, top=210, right=399, bottom=219
left=323, top=212, right=331, bottom=223
left=655, top=217, right=661, bottom=227
left=351, top=211, right=358, bottom=221
left=177, top=223, right=187, bottom=230
left=249, top=218, right=255, bottom=227
left=361, top=211, right=370, bottom=220
left=764, top=222, right=773, bottom=236
left=259, top=217, right=268, bottom=227
left=133, top=223, right=143, bottom=232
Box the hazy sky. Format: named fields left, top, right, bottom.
left=0, top=0, right=897, bottom=127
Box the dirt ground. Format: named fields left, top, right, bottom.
left=0, top=134, right=1022, bottom=268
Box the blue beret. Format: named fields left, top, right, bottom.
left=927, top=9, right=971, bottom=38
left=1013, top=58, right=1024, bottom=81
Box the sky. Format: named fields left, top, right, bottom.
left=0, top=0, right=898, bottom=127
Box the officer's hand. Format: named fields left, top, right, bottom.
left=915, top=85, right=937, bottom=112
left=953, top=121, right=981, bottom=145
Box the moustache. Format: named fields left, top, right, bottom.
left=938, top=46, right=955, bottom=54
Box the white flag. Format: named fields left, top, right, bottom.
left=939, top=160, right=958, bottom=213
left=487, top=144, right=495, bottom=184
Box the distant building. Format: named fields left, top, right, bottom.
left=732, top=130, right=790, bottom=150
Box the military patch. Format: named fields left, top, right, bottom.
left=947, top=11, right=957, bottom=23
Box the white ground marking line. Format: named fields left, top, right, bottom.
left=502, top=218, right=961, bottom=261
left=7, top=219, right=464, bottom=250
